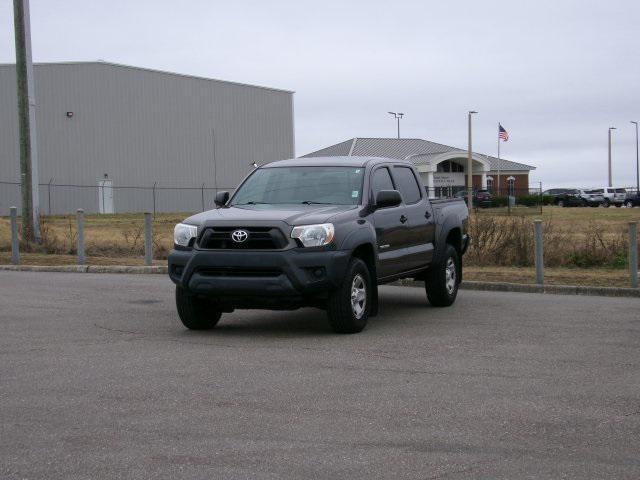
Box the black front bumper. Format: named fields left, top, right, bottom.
left=168, top=247, right=351, bottom=305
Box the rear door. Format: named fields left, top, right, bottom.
left=370, top=165, right=411, bottom=278
left=391, top=165, right=435, bottom=271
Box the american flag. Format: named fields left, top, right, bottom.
left=499, top=124, right=509, bottom=141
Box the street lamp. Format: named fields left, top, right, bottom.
left=608, top=127, right=616, bottom=188
left=388, top=112, right=404, bottom=139
left=632, top=121, right=639, bottom=193
left=467, top=111, right=478, bottom=213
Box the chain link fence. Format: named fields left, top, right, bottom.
left=0, top=180, right=235, bottom=216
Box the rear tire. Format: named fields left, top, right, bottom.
left=557, top=200, right=565, bottom=207
left=326, top=258, right=371, bottom=334
left=425, top=244, right=460, bottom=307
left=625, top=200, right=634, bottom=208
left=603, top=199, right=610, bottom=208
left=175, top=286, right=222, bottom=330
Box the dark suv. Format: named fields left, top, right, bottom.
left=169, top=157, right=470, bottom=333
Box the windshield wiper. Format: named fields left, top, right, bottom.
left=300, top=201, right=340, bottom=205
left=232, top=201, right=270, bottom=206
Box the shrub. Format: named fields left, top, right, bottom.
left=515, top=194, right=541, bottom=207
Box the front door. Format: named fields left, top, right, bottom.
left=370, top=166, right=410, bottom=278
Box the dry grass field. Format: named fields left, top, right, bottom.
left=1, top=206, right=638, bottom=287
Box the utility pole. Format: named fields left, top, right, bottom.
left=388, top=112, right=404, bottom=139
left=632, top=121, right=639, bottom=193
left=608, top=126, right=616, bottom=188
left=13, top=0, right=41, bottom=243
left=467, top=111, right=478, bottom=214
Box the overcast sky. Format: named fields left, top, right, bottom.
left=1, top=0, right=639, bottom=188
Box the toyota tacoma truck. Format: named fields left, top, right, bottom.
left=168, top=157, right=470, bottom=333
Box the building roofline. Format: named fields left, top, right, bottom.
left=0, top=60, right=295, bottom=94
left=305, top=137, right=535, bottom=170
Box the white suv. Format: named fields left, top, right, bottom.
left=591, top=187, right=627, bottom=207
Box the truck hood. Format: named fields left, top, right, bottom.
left=183, top=204, right=358, bottom=226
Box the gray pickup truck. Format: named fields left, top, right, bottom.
left=169, top=157, right=470, bottom=333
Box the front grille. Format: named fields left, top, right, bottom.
left=196, top=267, right=282, bottom=277
left=197, top=226, right=288, bottom=250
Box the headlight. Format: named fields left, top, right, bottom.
left=173, top=223, right=198, bottom=247
left=291, top=223, right=335, bottom=247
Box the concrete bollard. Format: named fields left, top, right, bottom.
left=144, top=212, right=153, bottom=266
left=534, top=220, right=544, bottom=285
left=10, top=206, right=19, bottom=265
left=77, top=209, right=85, bottom=265
left=630, top=222, right=638, bottom=289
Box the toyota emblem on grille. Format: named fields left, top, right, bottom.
left=231, top=229, right=249, bottom=243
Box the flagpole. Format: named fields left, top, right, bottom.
left=497, top=123, right=501, bottom=196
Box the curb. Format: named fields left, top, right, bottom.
left=394, top=278, right=640, bottom=299
left=1, top=264, right=638, bottom=298
left=0, top=265, right=168, bottom=274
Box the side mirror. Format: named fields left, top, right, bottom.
left=375, top=190, right=402, bottom=209
left=214, top=191, right=230, bottom=207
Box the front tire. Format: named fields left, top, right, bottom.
left=326, top=258, right=371, bottom=334
left=175, top=286, right=222, bottom=330
left=425, top=244, right=460, bottom=307
left=625, top=200, right=634, bottom=208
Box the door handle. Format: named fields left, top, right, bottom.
left=425, top=210, right=432, bottom=219
left=400, top=215, right=408, bottom=224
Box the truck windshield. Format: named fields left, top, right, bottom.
left=231, top=166, right=365, bottom=206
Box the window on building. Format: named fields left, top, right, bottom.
left=393, top=166, right=422, bottom=204
left=486, top=177, right=494, bottom=191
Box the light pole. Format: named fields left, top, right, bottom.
left=467, top=111, right=478, bottom=213
left=608, top=126, right=616, bottom=188
left=388, top=112, right=404, bottom=139
left=632, top=121, right=639, bottom=193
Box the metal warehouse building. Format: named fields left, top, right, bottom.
left=0, top=61, right=294, bottom=215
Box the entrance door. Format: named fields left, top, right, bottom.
left=98, top=179, right=114, bottom=214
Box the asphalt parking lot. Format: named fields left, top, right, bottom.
left=1, top=271, right=639, bottom=479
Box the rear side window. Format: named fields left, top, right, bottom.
left=371, top=167, right=395, bottom=198
left=393, top=166, right=422, bottom=204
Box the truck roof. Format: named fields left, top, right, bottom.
left=263, top=156, right=413, bottom=168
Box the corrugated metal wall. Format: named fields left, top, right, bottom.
left=0, top=62, right=294, bottom=215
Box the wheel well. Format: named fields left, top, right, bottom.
left=446, top=228, right=462, bottom=256
left=351, top=243, right=378, bottom=317
left=352, top=243, right=376, bottom=277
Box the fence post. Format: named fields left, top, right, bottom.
left=10, top=206, right=20, bottom=265
left=539, top=181, right=543, bottom=214
left=630, top=221, right=638, bottom=288
left=534, top=219, right=544, bottom=285
left=152, top=182, right=157, bottom=218
left=48, top=178, right=53, bottom=215
left=77, top=209, right=85, bottom=265
left=144, top=212, right=153, bottom=266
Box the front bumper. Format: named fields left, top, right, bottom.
left=168, top=247, right=351, bottom=300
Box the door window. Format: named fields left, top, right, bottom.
left=371, top=167, right=395, bottom=199
left=393, top=166, right=422, bottom=204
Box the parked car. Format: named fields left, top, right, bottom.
left=555, top=189, right=604, bottom=207
left=591, top=187, right=627, bottom=207
left=454, top=189, right=492, bottom=208
left=579, top=189, right=605, bottom=207
left=542, top=188, right=572, bottom=199
left=553, top=189, right=581, bottom=207
left=624, top=191, right=640, bottom=207
left=169, top=157, right=470, bottom=333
